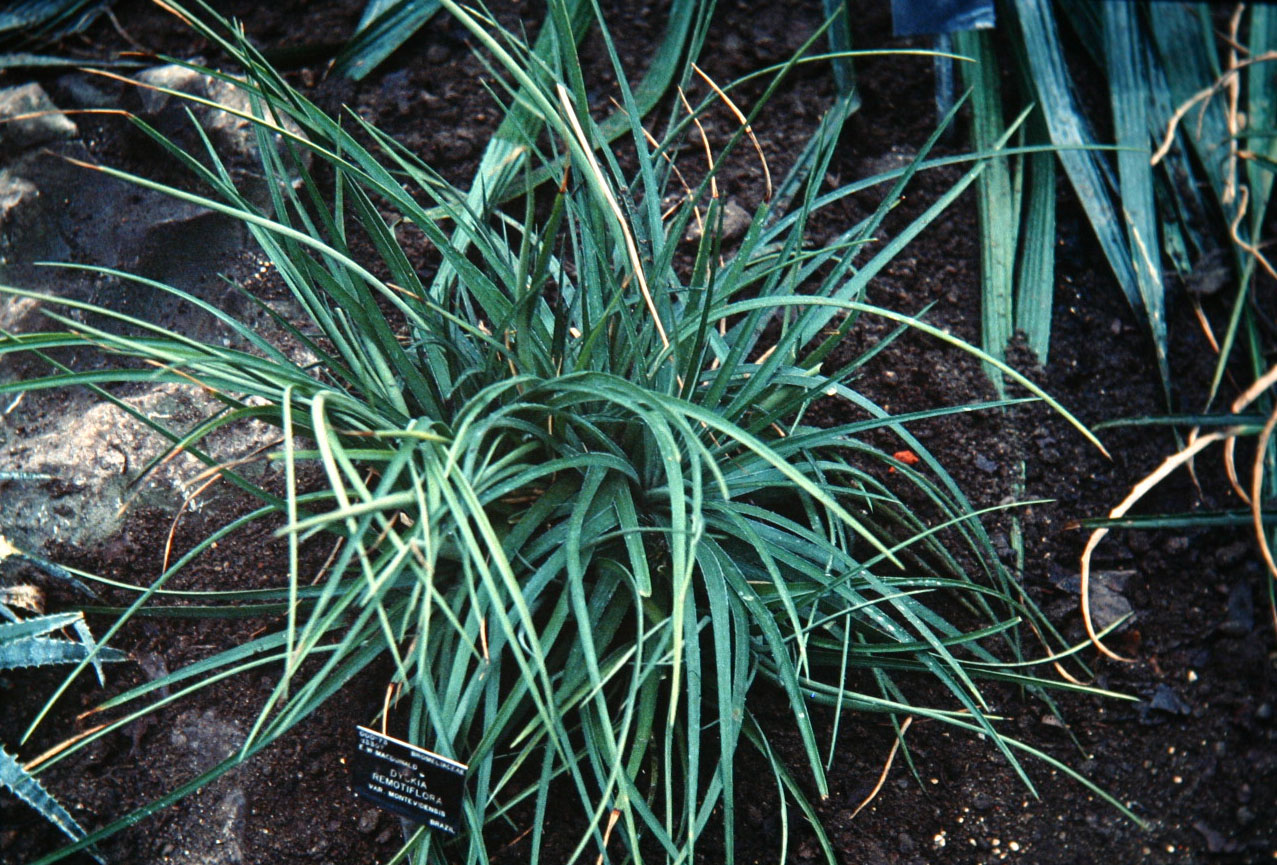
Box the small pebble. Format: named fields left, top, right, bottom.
left=357, top=808, right=381, bottom=834
left=1215, top=541, right=1249, bottom=567
left=1146, top=684, right=1192, bottom=717
left=1219, top=582, right=1254, bottom=636
left=1192, top=820, right=1231, bottom=853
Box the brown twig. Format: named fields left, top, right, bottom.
left=1080, top=432, right=1229, bottom=661
left=848, top=717, right=913, bottom=821
left=594, top=808, right=622, bottom=865
left=677, top=85, right=718, bottom=203
left=1151, top=51, right=1277, bottom=168
left=161, top=474, right=221, bottom=573
left=692, top=63, right=772, bottom=201
left=1081, top=363, right=1277, bottom=659
left=25, top=724, right=108, bottom=772
left=1251, top=402, right=1277, bottom=583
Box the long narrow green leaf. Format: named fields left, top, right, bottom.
left=956, top=29, right=1016, bottom=389
left=333, top=0, right=443, bottom=80
left=821, top=0, right=858, bottom=106
left=1015, top=146, right=1055, bottom=362
left=1013, top=0, right=1141, bottom=324
left=1103, top=1, right=1169, bottom=392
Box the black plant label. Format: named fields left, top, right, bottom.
left=350, top=726, right=467, bottom=835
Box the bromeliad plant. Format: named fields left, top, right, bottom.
left=948, top=4, right=1277, bottom=654
left=4, top=2, right=1136, bottom=863
left=948, top=3, right=1277, bottom=398
left=0, top=611, right=118, bottom=864
left=1, top=535, right=126, bottom=863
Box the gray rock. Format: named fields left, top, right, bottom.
left=133, top=64, right=307, bottom=169
left=158, top=709, right=249, bottom=864
left=2, top=141, right=249, bottom=305
left=1047, top=568, right=1135, bottom=631
left=0, top=169, right=70, bottom=267
left=357, top=807, right=381, bottom=834
left=0, top=139, right=284, bottom=554
left=0, top=172, right=37, bottom=217
left=0, top=150, right=258, bottom=550
left=1185, top=247, right=1232, bottom=297
left=134, top=64, right=257, bottom=158
left=861, top=146, right=918, bottom=178
left=130, top=199, right=246, bottom=295
left=685, top=198, right=753, bottom=243
left=0, top=142, right=242, bottom=305
left=1049, top=566, right=1135, bottom=593
left=167, top=787, right=247, bottom=865
left=0, top=379, right=284, bottom=552
left=1143, top=684, right=1192, bottom=721
left=1192, top=820, right=1234, bottom=854
left=133, top=64, right=206, bottom=115
left=1082, top=582, right=1133, bottom=632
left=718, top=199, right=753, bottom=242
left=0, top=83, right=76, bottom=153
left=171, top=708, right=243, bottom=773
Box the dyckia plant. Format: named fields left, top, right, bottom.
left=3, top=2, right=1135, bottom=863
left=1, top=533, right=126, bottom=862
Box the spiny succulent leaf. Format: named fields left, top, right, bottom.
left=0, top=634, right=127, bottom=672
left=70, top=616, right=110, bottom=686
left=0, top=746, right=103, bottom=862
left=0, top=611, right=83, bottom=643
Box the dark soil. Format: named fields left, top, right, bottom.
left=3, top=2, right=1276, bottom=865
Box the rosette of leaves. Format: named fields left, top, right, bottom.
left=0, top=0, right=138, bottom=71
left=1, top=2, right=1136, bottom=863
left=1, top=535, right=125, bottom=862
